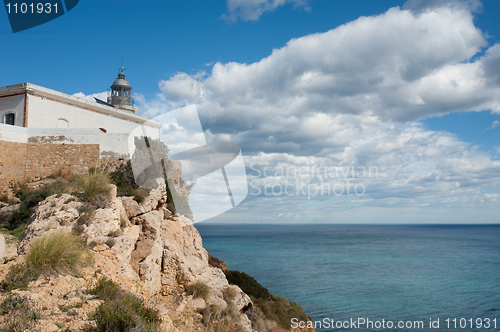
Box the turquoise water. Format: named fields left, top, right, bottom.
left=195, top=224, right=500, bottom=331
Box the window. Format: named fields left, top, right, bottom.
left=57, top=118, right=69, bottom=128
left=4, top=113, right=15, bottom=125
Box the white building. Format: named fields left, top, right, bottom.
left=0, top=70, right=161, bottom=158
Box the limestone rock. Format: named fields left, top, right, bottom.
left=13, top=184, right=257, bottom=331
left=120, top=196, right=145, bottom=219
left=83, top=197, right=126, bottom=244
left=130, top=210, right=163, bottom=294
left=18, top=194, right=82, bottom=254
left=141, top=188, right=166, bottom=213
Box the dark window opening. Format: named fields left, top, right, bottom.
left=4, top=113, right=15, bottom=125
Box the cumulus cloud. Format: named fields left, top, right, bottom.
left=403, top=0, right=483, bottom=14
left=486, top=120, right=500, bottom=130
left=73, top=91, right=108, bottom=103
left=159, top=73, right=203, bottom=103
left=224, top=0, right=311, bottom=22
left=140, top=3, right=500, bottom=220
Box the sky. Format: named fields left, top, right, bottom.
left=1, top=0, right=500, bottom=223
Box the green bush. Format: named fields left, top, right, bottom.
left=109, top=160, right=138, bottom=197
left=0, top=294, right=41, bottom=332
left=0, top=263, right=37, bottom=291
left=187, top=281, right=211, bottom=301
left=8, top=178, right=71, bottom=231
left=9, top=225, right=25, bottom=241
left=88, top=277, right=161, bottom=332
left=88, top=277, right=121, bottom=300
left=225, top=270, right=271, bottom=300
left=10, top=187, right=53, bottom=228
left=225, top=270, right=310, bottom=330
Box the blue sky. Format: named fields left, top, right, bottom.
left=2, top=0, right=500, bottom=223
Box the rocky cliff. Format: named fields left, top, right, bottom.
left=0, top=181, right=314, bottom=332
left=0, top=184, right=255, bottom=331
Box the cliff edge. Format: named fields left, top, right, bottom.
left=0, top=179, right=314, bottom=332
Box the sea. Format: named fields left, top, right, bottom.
left=194, top=224, right=500, bottom=331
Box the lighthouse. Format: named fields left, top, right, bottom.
left=108, top=64, right=135, bottom=113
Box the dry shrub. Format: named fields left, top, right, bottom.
left=1, top=231, right=92, bottom=291
left=71, top=169, right=112, bottom=208
left=26, top=230, right=92, bottom=275
left=187, top=281, right=211, bottom=301
left=223, top=286, right=238, bottom=302
left=0, top=294, right=42, bottom=332
left=200, top=305, right=243, bottom=332
left=49, top=167, right=73, bottom=181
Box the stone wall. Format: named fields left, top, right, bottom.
left=0, top=140, right=29, bottom=190
left=0, top=140, right=99, bottom=192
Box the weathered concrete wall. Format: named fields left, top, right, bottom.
left=100, top=133, right=130, bottom=159
left=0, top=124, right=154, bottom=160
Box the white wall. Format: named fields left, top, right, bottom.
left=0, top=123, right=160, bottom=159
left=100, top=133, right=131, bottom=158
left=1, top=93, right=161, bottom=159
left=27, top=95, right=160, bottom=138
left=0, top=123, right=101, bottom=144
left=0, top=123, right=28, bottom=142
left=0, top=94, right=25, bottom=127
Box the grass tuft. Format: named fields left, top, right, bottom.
left=199, top=304, right=243, bottom=332
left=71, top=169, right=112, bottom=208
left=0, top=193, right=8, bottom=203
left=26, top=231, right=92, bottom=275
left=1, top=231, right=92, bottom=291
left=48, top=167, right=73, bottom=181
left=187, top=281, right=211, bottom=301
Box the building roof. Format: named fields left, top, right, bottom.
left=0, top=82, right=161, bottom=128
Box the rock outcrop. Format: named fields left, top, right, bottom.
left=12, top=186, right=253, bottom=331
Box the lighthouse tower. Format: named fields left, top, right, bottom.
left=108, top=65, right=135, bottom=112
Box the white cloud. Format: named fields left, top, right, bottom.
left=486, top=120, right=500, bottom=130
left=73, top=91, right=108, bottom=103
left=138, top=3, right=500, bottom=220
left=159, top=73, right=203, bottom=103
left=224, top=0, right=311, bottom=22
